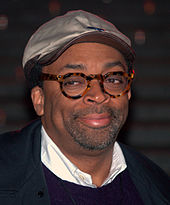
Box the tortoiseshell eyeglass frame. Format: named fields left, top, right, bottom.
left=40, top=70, right=135, bottom=99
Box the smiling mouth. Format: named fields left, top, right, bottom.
left=78, top=113, right=112, bottom=128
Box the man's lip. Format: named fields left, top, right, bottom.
left=78, top=113, right=111, bottom=128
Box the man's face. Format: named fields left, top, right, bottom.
left=31, top=42, right=131, bottom=154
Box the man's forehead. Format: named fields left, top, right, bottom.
left=44, top=42, right=127, bottom=70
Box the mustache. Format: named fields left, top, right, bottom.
left=72, top=106, right=120, bottom=119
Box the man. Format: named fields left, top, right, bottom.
left=0, top=10, right=169, bottom=205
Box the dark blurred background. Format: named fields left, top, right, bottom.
left=0, top=0, right=170, bottom=174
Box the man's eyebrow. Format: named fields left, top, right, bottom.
left=57, top=61, right=126, bottom=73
left=58, top=63, right=86, bottom=72
left=104, top=61, right=126, bottom=71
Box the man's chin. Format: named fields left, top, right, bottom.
left=70, top=126, right=117, bottom=151
left=73, top=135, right=116, bottom=151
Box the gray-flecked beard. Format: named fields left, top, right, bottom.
left=64, top=106, right=126, bottom=151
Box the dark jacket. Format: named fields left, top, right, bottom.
left=0, top=120, right=169, bottom=205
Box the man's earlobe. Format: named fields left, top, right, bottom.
left=31, top=86, right=44, bottom=116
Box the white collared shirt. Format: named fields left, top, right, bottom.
left=41, top=126, right=127, bottom=188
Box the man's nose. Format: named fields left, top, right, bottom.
left=83, top=80, right=110, bottom=105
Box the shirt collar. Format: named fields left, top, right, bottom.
left=41, top=126, right=127, bottom=188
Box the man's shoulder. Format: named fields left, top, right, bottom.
left=0, top=119, right=42, bottom=168
left=0, top=119, right=42, bottom=188
left=0, top=119, right=41, bottom=143
left=119, top=142, right=169, bottom=178
left=119, top=142, right=170, bottom=202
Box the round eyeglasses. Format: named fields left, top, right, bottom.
left=40, top=70, right=135, bottom=99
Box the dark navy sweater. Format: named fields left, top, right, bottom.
left=43, top=164, right=144, bottom=205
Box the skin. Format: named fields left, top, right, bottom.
left=31, top=42, right=131, bottom=187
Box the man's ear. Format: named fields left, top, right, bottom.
left=128, top=89, right=131, bottom=100
left=31, top=86, right=44, bottom=116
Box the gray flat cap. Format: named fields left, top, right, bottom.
left=23, top=10, right=135, bottom=82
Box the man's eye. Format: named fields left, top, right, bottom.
left=63, top=76, right=86, bottom=88
left=105, top=77, right=123, bottom=84
left=64, top=80, right=81, bottom=86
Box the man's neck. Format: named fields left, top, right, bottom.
left=61, top=145, right=114, bottom=187
left=41, top=125, right=127, bottom=187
